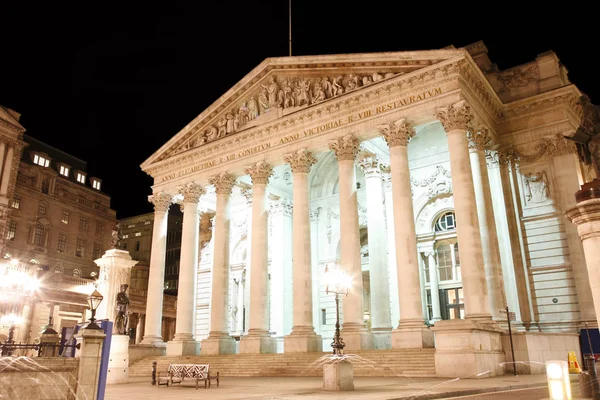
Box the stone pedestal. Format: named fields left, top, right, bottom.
left=94, top=249, right=138, bottom=323
left=283, top=333, right=323, bottom=353
left=74, top=328, right=106, bottom=400
left=166, top=339, right=200, bottom=356
left=392, top=325, right=434, bottom=349
left=322, top=360, right=354, bottom=391
left=341, top=329, right=374, bottom=352
left=239, top=334, right=277, bottom=354
left=201, top=335, right=236, bottom=355
left=107, top=335, right=129, bottom=384
left=432, top=319, right=505, bottom=378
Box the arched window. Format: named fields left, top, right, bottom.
left=33, top=225, right=44, bottom=246
left=72, top=269, right=82, bottom=278
left=435, top=211, right=456, bottom=232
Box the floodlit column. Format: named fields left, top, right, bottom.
left=142, top=192, right=173, bottom=345
left=329, top=134, right=373, bottom=351
left=424, top=249, right=442, bottom=323
left=436, top=101, right=493, bottom=323
left=468, top=129, right=507, bottom=321
left=378, top=120, right=432, bottom=348
left=167, top=182, right=204, bottom=356
left=201, top=172, right=237, bottom=355
left=358, top=154, right=392, bottom=349
left=0, top=145, right=14, bottom=195
left=284, top=149, right=322, bottom=353
left=18, top=300, right=33, bottom=343
left=240, top=161, right=277, bottom=354
left=0, top=141, right=6, bottom=185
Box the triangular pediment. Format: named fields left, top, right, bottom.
left=0, top=106, right=25, bottom=135
left=142, top=49, right=466, bottom=170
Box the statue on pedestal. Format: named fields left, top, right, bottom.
left=114, top=284, right=130, bottom=335
left=567, top=95, right=600, bottom=179
left=110, top=224, right=122, bottom=249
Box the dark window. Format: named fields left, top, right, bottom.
left=435, top=211, right=456, bottom=232
left=135, top=241, right=140, bottom=252
left=57, top=234, right=67, bottom=252
left=93, top=243, right=101, bottom=259
left=76, top=239, right=85, bottom=257
left=33, top=225, right=44, bottom=246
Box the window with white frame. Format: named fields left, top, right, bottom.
left=91, top=179, right=101, bottom=190
left=76, top=172, right=86, bottom=184
left=435, top=211, right=457, bottom=232
left=59, top=165, right=69, bottom=177
left=33, top=154, right=50, bottom=167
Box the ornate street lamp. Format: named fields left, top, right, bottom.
left=323, top=263, right=351, bottom=356
left=86, top=289, right=104, bottom=330
left=1, top=313, right=23, bottom=356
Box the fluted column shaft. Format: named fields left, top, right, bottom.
left=329, top=135, right=365, bottom=328
left=208, top=173, right=236, bottom=336
left=0, top=145, right=14, bottom=195
left=359, top=156, right=392, bottom=333
left=468, top=131, right=506, bottom=320
left=142, top=192, right=173, bottom=344
left=246, top=162, right=273, bottom=334
left=173, top=183, right=204, bottom=341
left=437, top=101, right=492, bottom=320
left=378, top=120, right=425, bottom=326
left=286, top=150, right=317, bottom=332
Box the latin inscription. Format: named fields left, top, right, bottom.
left=161, top=87, right=442, bottom=182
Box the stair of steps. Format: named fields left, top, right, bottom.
left=129, top=348, right=436, bottom=377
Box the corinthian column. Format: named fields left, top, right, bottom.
left=283, top=149, right=322, bottom=353
left=167, top=182, right=204, bottom=356
left=202, top=172, right=237, bottom=355
left=329, top=134, right=373, bottom=351
left=239, top=161, right=277, bottom=354
left=142, top=192, right=173, bottom=345
left=436, top=101, right=493, bottom=324
left=378, top=120, right=432, bottom=348
left=467, top=129, right=507, bottom=321
left=358, top=154, right=392, bottom=349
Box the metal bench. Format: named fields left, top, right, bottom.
left=156, top=363, right=219, bottom=389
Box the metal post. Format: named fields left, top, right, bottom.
left=331, top=292, right=345, bottom=356
left=506, top=306, right=517, bottom=376
left=151, top=361, right=157, bottom=385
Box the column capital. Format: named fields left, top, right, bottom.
left=328, top=134, right=360, bottom=161
left=148, top=192, right=173, bottom=212
left=178, top=182, right=205, bottom=203
left=285, top=149, right=317, bottom=174
left=358, top=154, right=382, bottom=176
left=467, top=128, right=492, bottom=152
left=210, top=172, right=237, bottom=194
left=377, top=118, right=415, bottom=147
left=436, top=100, right=473, bottom=133
left=245, top=161, right=273, bottom=185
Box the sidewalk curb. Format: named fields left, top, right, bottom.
left=388, top=382, right=548, bottom=400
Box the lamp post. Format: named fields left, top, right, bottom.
left=86, top=289, right=104, bottom=330
left=323, top=263, right=351, bottom=356
left=1, top=313, right=23, bottom=356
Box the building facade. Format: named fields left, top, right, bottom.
left=138, top=42, right=595, bottom=375
left=0, top=115, right=117, bottom=344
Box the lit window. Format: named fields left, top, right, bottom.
left=435, top=212, right=457, bottom=232
left=11, top=195, right=20, bottom=209
left=76, top=173, right=86, bottom=184
left=92, top=179, right=101, bottom=190
left=62, top=211, right=70, bottom=224
left=135, top=232, right=141, bottom=237
left=33, top=154, right=50, bottom=167
left=59, top=165, right=69, bottom=177
left=122, top=234, right=129, bottom=239
left=57, top=234, right=67, bottom=253
left=6, top=220, right=16, bottom=240
left=76, top=239, right=85, bottom=257
left=33, top=225, right=44, bottom=246
left=79, top=217, right=88, bottom=230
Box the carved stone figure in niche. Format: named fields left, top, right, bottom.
left=312, top=80, right=326, bottom=104
left=247, top=97, right=259, bottom=120
left=114, top=284, right=130, bottom=335
left=217, top=117, right=227, bottom=138
left=295, top=78, right=311, bottom=106
left=523, top=171, right=549, bottom=203
left=332, top=76, right=344, bottom=96
left=321, top=77, right=333, bottom=98
left=226, top=113, right=235, bottom=134
left=567, top=95, right=600, bottom=179
left=279, top=78, right=295, bottom=108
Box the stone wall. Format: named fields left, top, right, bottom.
left=0, top=357, right=79, bottom=400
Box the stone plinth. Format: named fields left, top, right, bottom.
left=239, top=334, right=277, bottom=354
left=129, top=344, right=166, bottom=364
left=341, top=330, right=373, bottom=352
left=283, top=333, right=323, bottom=353
left=392, top=325, right=434, bottom=349
left=201, top=335, right=236, bottom=355
left=322, top=359, right=354, bottom=391
left=75, top=328, right=106, bottom=400
left=166, top=339, right=200, bottom=356
left=107, top=335, right=129, bottom=384
left=94, top=249, right=138, bottom=322
left=432, top=319, right=505, bottom=378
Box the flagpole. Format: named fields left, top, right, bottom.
left=288, top=0, right=292, bottom=56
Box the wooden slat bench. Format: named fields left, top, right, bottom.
left=156, top=363, right=219, bottom=389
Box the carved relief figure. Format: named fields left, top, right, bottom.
left=217, top=117, right=227, bottom=138
left=279, top=78, right=295, bottom=108
left=312, top=80, right=326, bottom=104
left=260, top=76, right=280, bottom=110
left=332, top=76, right=344, bottom=96
left=523, top=171, right=549, bottom=203
left=258, top=89, right=269, bottom=112
left=345, top=74, right=359, bottom=91
left=247, top=97, right=259, bottom=120
left=321, top=77, right=333, bottom=98
left=206, top=126, right=218, bottom=141
left=225, top=113, right=235, bottom=134
left=295, top=78, right=311, bottom=106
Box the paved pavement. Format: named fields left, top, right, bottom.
left=104, top=374, right=588, bottom=400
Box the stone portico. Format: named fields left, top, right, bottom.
left=139, top=42, right=594, bottom=377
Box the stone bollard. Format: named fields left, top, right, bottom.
left=151, top=361, right=157, bottom=385
left=74, top=327, right=106, bottom=400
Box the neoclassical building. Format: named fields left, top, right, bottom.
left=139, top=41, right=594, bottom=376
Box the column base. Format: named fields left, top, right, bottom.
left=283, top=331, right=323, bottom=353
left=392, top=322, right=433, bottom=349
left=372, top=328, right=392, bottom=350
left=239, top=331, right=277, bottom=354
left=340, top=324, right=373, bottom=352
left=432, top=318, right=505, bottom=378
left=140, top=335, right=166, bottom=346
left=166, top=339, right=200, bottom=356
left=107, top=335, right=129, bottom=385
left=201, top=333, right=237, bottom=355
left=322, top=360, right=354, bottom=391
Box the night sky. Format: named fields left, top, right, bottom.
left=1, top=2, right=597, bottom=219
